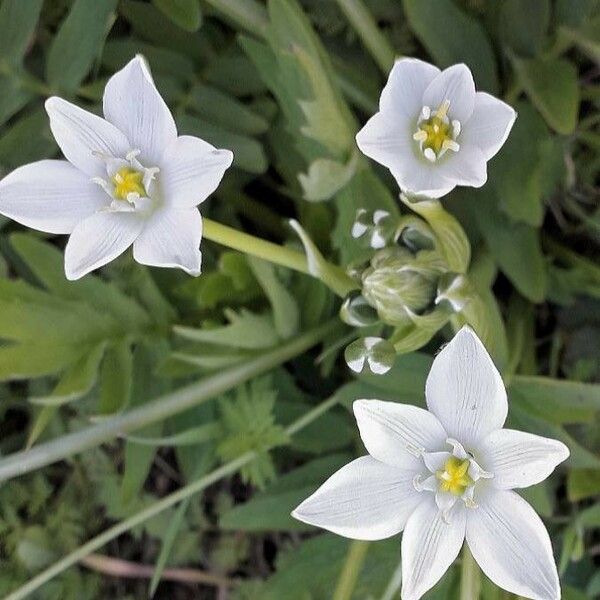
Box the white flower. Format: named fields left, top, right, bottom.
left=0, top=55, right=233, bottom=280
left=292, top=327, right=569, bottom=600
left=356, top=59, right=516, bottom=199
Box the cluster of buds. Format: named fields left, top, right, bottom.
left=342, top=204, right=473, bottom=374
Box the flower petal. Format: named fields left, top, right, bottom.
left=380, top=58, right=441, bottom=118
left=462, top=92, right=517, bottom=160
left=103, top=55, right=177, bottom=166
left=426, top=327, right=507, bottom=449
left=401, top=496, right=466, bottom=600
left=423, top=64, right=476, bottom=124
left=466, top=489, right=560, bottom=600
left=353, top=399, right=447, bottom=469
left=356, top=111, right=456, bottom=198
left=45, top=97, right=130, bottom=177
left=65, top=211, right=143, bottom=280
left=0, top=160, right=107, bottom=234
left=478, top=429, right=569, bottom=490
left=160, top=135, right=233, bottom=208
left=133, top=207, right=202, bottom=275
left=436, top=144, right=488, bottom=188
left=292, top=455, right=421, bottom=540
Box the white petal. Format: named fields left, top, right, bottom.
left=133, top=207, right=202, bottom=275
left=423, top=451, right=452, bottom=473
left=426, top=327, right=507, bottom=449
left=0, top=160, right=107, bottom=234
left=436, top=144, right=488, bottom=188
left=45, top=97, right=130, bottom=177
left=160, top=135, right=233, bottom=208
left=380, top=58, right=440, bottom=118
left=478, top=429, right=569, bottom=490
left=292, top=456, right=421, bottom=541
left=353, top=399, right=448, bottom=469
left=65, top=211, right=143, bottom=280
left=466, top=489, right=560, bottom=600
left=401, top=496, right=466, bottom=600
left=103, top=55, right=177, bottom=165
left=423, top=64, right=476, bottom=124
left=462, top=92, right=517, bottom=160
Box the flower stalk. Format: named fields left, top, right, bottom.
left=0, top=319, right=340, bottom=484
left=202, top=218, right=356, bottom=297
left=332, top=540, right=371, bottom=600
left=4, top=393, right=342, bottom=600
left=460, top=545, right=481, bottom=600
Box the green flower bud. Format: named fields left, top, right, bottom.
left=361, top=247, right=446, bottom=326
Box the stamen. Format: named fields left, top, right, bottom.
left=413, top=100, right=461, bottom=161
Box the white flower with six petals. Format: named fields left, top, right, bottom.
left=0, top=55, right=233, bottom=280
left=356, top=59, right=517, bottom=199
left=293, top=327, right=569, bottom=600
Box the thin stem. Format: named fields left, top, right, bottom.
left=334, top=0, right=395, bottom=73
left=0, top=319, right=339, bottom=484
left=80, top=554, right=234, bottom=588
left=5, top=394, right=342, bottom=600
left=332, top=540, right=370, bottom=600
left=459, top=545, right=481, bottom=600
left=202, top=218, right=355, bottom=297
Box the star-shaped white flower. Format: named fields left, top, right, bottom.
left=356, top=59, right=516, bottom=199
left=293, top=327, right=569, bottom=600
left=0, top=55, right=233, bottom=280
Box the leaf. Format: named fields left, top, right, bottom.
left=152, top=0, right=201, bottom=32
left=0, top=0, right=43, bottom=65
left=513, top=57, right=580, bottom=135
left=220, top=454, right=351, bottom=531
left=126, top=423, right=220, bottom=446
left=247, top=257, right=300, bottom=339
left=500, top=0, right=550, bottom=57
left=46, top=0, right=117, bottom=92
left=489, top=102, right=550, bottom=226
left=174, top=309, right=280, bottom=349
left=510, top=376, right=600, bottom=424
left=29, top=343, right=106, bottom=406
left=402, top=0, right=498, bottom=93
left=298, top=153, right=359, bottom=202
left=567, top=469, right=600, bottom=502
left=98, top=341, right=133, bottom=415
left=469, top=193, right=547, bottom=303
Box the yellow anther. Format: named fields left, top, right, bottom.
left=112, top=167, right=146, bottom=200
left=436, top=457, right=473, bottom=496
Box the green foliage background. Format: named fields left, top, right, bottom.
left=0, top=0, right=598, bottom=598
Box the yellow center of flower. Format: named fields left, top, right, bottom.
left=436, top=457, right=473, bottom=495
left=413, top=100, right=460, bottom=161
left=112, top=167, right=146, bottom=200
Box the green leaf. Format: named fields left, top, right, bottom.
left=510, top=375, right=600, bottom=424
left=402, top=0, right=498, bottom=92
left=152, top=0, right=201, bottom=32
left=469, top=193, right=547, bottom=303
left=0, top=0, right=43, bottom=65
left=298, top=153, right=359, bottom=202
left=247, top=257, right=300, bottom=339
left=513, top=57, right=580, bottom=135
left=0, top=73, right=33, bottom=127
left=567, top=469, right=600, bottom=501
left=29, top=343, right=106, bottom=406
left=46, top=0, right=118, bottom=92
left=220, top=454, right=350, bottom=531
left=174, top=309, right=280, bottom=349
left=489, top=102, right=550, bottom=226
left=500, top=0, right=550, bottom=57
left=98, top=341, right=133, bottom=415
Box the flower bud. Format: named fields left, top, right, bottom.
left=361, top=247, right=446, bottom=325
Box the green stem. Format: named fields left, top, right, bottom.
left=332, top=540, right=370, bottom=600
left=460, top=545, right=481, bottom=600
left=0, top=319, right=339, bottom=484
left=202, top=218, right=355, bottom=297
left=5, top=394, right=342, bottom=600
left=334, top=0, right=395, bottom=73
